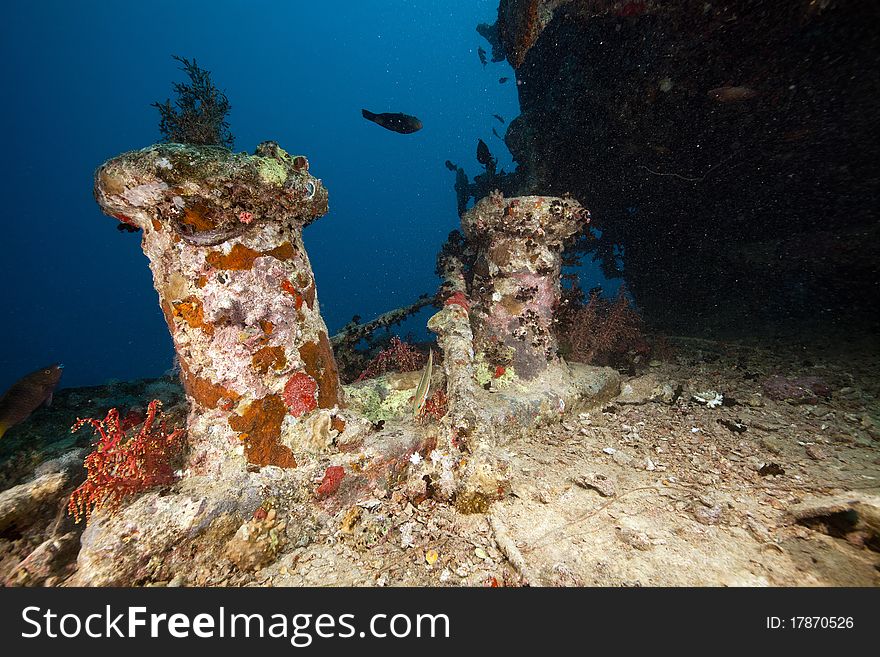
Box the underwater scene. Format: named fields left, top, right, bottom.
left=0, top=0, right=878, bottom=588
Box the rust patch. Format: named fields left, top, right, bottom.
left=229, top=394, right=297, bottom=468
left=179, top=359, right=240, bottom=409
left=252, top=345, right=287, bottom=374
left=151, top=218, right=163, bottom=232
left=330, top=415, right=346, bottom=434
left=171, top=295, right=214, bottom=336
left=298, top=331, right=342, bottom=409
left=206, top=243, right=262, bottom=270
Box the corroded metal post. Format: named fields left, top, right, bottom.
left=94, top=142, right=342, bottom=477
left=461, top=191, right=589, bottom=378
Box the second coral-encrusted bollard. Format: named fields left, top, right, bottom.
left=94, top=141, right=342, bottom=477
left=462, top=191, right=589, bottom=378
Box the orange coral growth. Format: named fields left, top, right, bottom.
left=68, top=400, right=186, bottom=523
left=260, top=319, right=275, bottom=335
left=151, top=218, right=163, bottom=232
left=207, top=242, right=299, bottom=271
left=182, top=203, right=218, bottom=231
left=252, top=345, right=287, bottom=374
left=171, top=295, right=214, bottom=336
left=206, top=243, right=262, bottom=270
left=229, top=395, right=297, bottom=468
left=280, top=279, right=304, bottom=309
left=330, top=415, right=346, bottom=434
left=299, top=332, right=342, bottom=409
left=179, top=359, right=240, bottom=409
left=266, top=241, right=296, bottom=260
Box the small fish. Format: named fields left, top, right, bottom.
left=0, top=364, right=64, bottom=439
left=492, top=127, right=503, bottom=140
left=117, top=223, right=140, bottom=233
left=361, top=109, right=423, bottom=134
left=478, top=47, right=487, bottom=67
left=444, top=160, right=459, bottom=172
left=499, top=77, right=509, bottom=84
left=492, top=114, right=505, bottom=124
left=412, top=350, right=433, bottom=418
left=707, top=86, right=758, bottom=103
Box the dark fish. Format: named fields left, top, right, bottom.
left=499, top=77, right=509, bottom=84
left=444, top=160, right=458, bottom=172
left=117, top=223, right=140, bottom=233
left=492, top=127, right=503, bottom=140
left=0, top=364, right=63, bottom=439
left=478, top=47, right=487, bottom=67
left=477, top=139, right=493, bottom=166
left=492, top=114, right=505, bottom=124
left=361, top=109, right=423, bottom=134
left=477, top=139, right=497, bottom=176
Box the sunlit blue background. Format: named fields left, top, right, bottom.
left=0, top=0, right=605, bottom=391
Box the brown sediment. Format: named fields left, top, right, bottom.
left=229, top=394, right=297, bottom=468
left=171, top=295, right=214, bottom=336
left=298, top=332, right=341, bottom=409
left=252, top=345, right=287, bottom=374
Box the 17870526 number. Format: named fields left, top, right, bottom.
left=766, top=617, right=854, bottom=629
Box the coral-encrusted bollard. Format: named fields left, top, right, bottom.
left=462, top=191, right=589, bottom=379
left=94, top=142, right=342, bottom=476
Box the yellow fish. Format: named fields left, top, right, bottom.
left=412, top=350, right=433, bottom=418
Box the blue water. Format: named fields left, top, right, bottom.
left=0, top=1, right=606, bottom=392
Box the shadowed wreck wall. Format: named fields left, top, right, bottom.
left=490, top=0, right=880, bottom=333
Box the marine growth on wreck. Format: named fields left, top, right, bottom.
left=0, top=1, right=877, bottom=592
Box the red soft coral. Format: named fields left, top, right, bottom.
left=282, top=373, right=318, bottom=417
left=68, top=400, right=186, bottom=523
left=444, top=291, right=471, bottom=311
left=316, top=465, right=345, bottom=498
left=356, top=337, right=426, bottom=382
